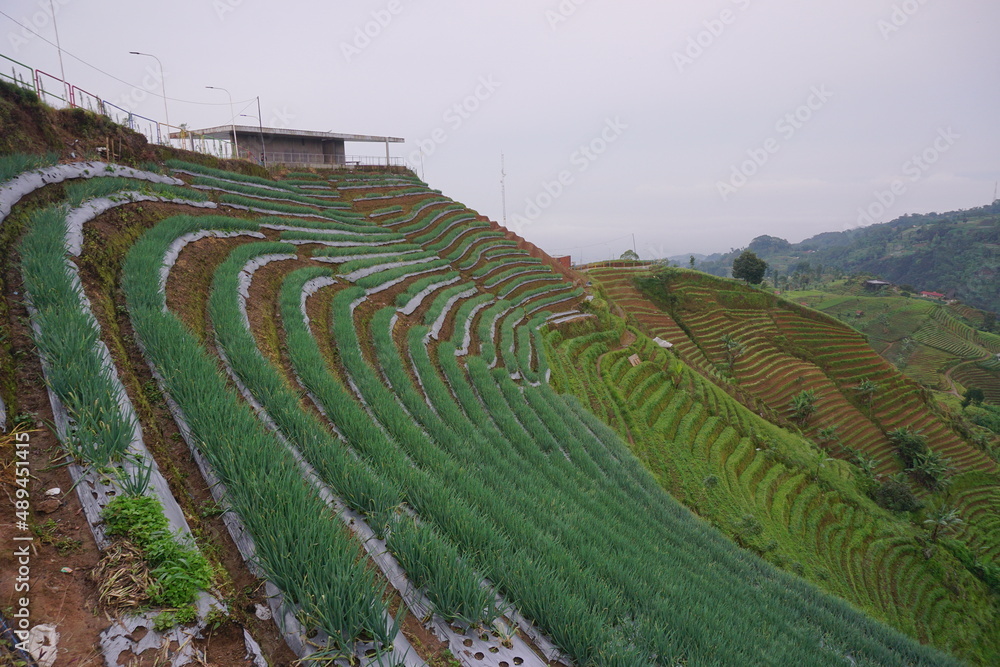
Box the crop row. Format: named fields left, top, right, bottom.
left=123, top=216, right=396, bottom=653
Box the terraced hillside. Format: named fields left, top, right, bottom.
left=591, top=265, right=996, bottom=475
left=0, top=145, right=984, bottom=667
left=571, top=264, right=1000, bottom=660
left=784, top=289, right=1000, bottom=404
left=544, top=315, right=1000, bottom=664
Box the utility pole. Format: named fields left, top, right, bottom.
left=49, top=0, right=68, bottom=103
left=256, top=96, right=265, bottom=165
left=632, top=233, right=637, bottom=257
left=500, top=151, right=508, bottom=228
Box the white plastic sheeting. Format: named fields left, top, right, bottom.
left=428, top=288, right=478, bottom=341
left=398, top=275, right=461, bottom=316
left=0, top=161, right=183, bottom=222
left=65, top=193, right=217, bottom=256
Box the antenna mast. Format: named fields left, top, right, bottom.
left=500, top=151, right=508, bottom=228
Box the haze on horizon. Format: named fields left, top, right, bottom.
left=2, top=0, right=996, bottom=262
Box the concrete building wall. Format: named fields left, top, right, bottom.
left=233, top=131, right=346, bottom=164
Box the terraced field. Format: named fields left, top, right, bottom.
left=9, top=150, right=990, bottom=665
left=591, top=266, right=996, bottom=476
left=785, top=289, right=1000, bottom=402
left=550, top=265, right=1000, bottom=664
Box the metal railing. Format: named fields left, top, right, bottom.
left=262, top=151, right=404, bottom=167
left=1, top=51, right=402, bottom=168
left=1, top=53, right=35, bottom=94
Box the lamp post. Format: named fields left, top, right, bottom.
left=206, top=86, right=239, bottom=159
left=128, top=51, right=170, bottom=142
left=239, top=111, right=266, bottom=166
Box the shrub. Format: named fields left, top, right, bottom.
left=869, top=479, right=922, bottom=513
left=887, top=428, right=928, bottom=468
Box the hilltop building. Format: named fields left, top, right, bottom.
left=170, top=125, right=404, bottom=167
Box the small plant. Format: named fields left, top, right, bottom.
left=152, top=604, right=198, bottom=632
left=116, top=455, right=154, bottom=497
left=492, top=618, right=517, bottom=649
left=31, top=518, right=83, bottom=555
left=204, top=606, right=229, bottom=631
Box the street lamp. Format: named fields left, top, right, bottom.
left=206, top=86, right=239, bottom=159
left=239, top=110, right=266, bottom=166
left=128, top=51, right=170, bottom=142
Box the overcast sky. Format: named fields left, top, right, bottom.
left=3, top=0, right=996, bottom=261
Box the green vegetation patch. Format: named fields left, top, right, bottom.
left=101, top=495, right=213, bottom=607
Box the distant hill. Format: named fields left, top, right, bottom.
left=690, top=203, right=1000, bottom=315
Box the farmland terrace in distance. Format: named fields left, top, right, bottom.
left=0, top=86, right=998, bottom=667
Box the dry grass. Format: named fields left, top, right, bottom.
left=92, top=540, right=153, bottom=609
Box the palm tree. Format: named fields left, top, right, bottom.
left=818, top=426, right=838, bottom=444
left=719, top=333, right=744, bottom=372
left=907, top=450, right=955, bottom=491
left=855, top=455, right=880, bottom=479
left=923, top=504, right=963, bottom=542
left=854, top=379, right=879, bottom=411
left=790, top=390, right=817, bottom=425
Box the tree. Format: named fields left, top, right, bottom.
left=689, top=255, right=696, bottom=269
left=790, top=390, right=817, bottom=425
left=907, top=450, right=955, bottom=491
left=620, top=249, right=639, bottom=261
left=731, top=250, right=768, bottom=285
left=854, top=379, right=879, bottom=411
left=719, top=333, right=744, bottom=372
left=923, top=504, right=963, bottom=543
left=887, top=427, right=927, bottom=468
left=962, top=387, right=985, bottom=408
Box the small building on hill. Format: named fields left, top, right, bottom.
left=920, top=291, right=946, bottom=300
left=171, top=125, right=404, bottom=167
left=864, top=279, right=892, bottom=291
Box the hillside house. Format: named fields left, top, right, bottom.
left=171, top=125, right=404, bottom=167
left=864, top=279, right=892, bottom=291
left=920, top=291, right=946, bottom=300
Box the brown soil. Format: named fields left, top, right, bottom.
left=0, top=260, right=105, bottom=664
left=0, top=81, right=156, bottom=165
